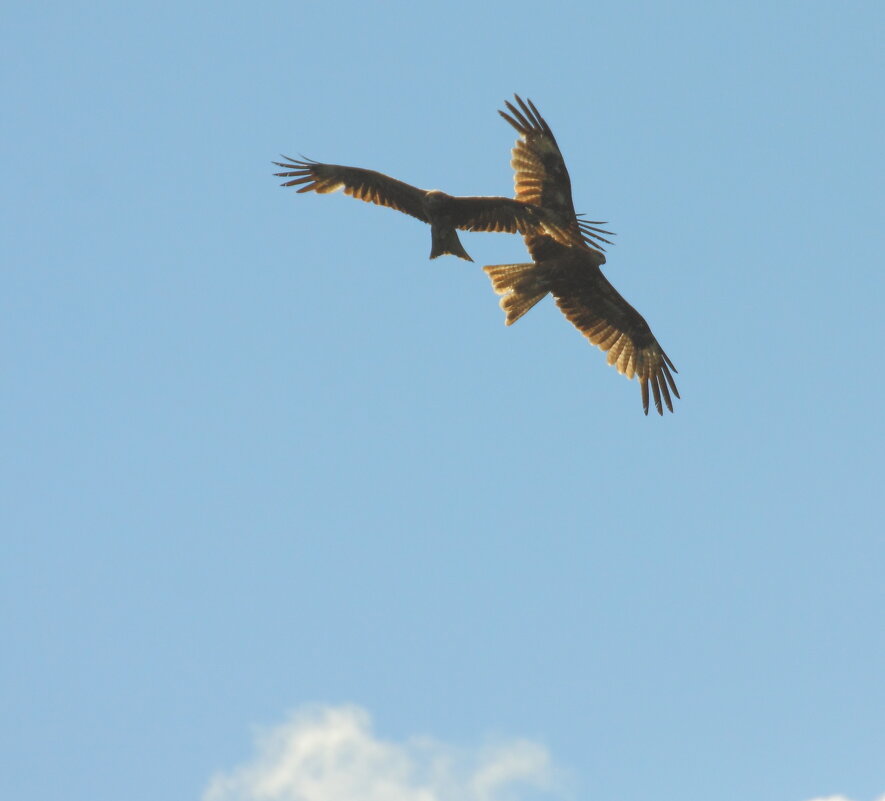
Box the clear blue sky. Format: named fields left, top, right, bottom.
left=2, top=2, right=883, bottom=801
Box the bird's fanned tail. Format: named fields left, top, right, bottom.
left=482, top=263, right=550, bottom=325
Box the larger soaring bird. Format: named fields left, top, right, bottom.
left=273, top=157, right=582, bottom=262
left=483, top=96, right=680, bottom=415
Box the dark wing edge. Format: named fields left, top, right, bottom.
left=498, top=95, right=559, bottom=145
left=577, top=215, right=616, bottom=249
left=272, top=157, right=429, bottom=222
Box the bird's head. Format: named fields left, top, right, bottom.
left=424, top=189, right=450, bottom=211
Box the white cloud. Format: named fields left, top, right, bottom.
left=204, top=704, right=558, bottom=801
left=802, top=796, right=885, bottom=801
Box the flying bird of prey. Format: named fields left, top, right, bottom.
left=484, top=95, right=680, bottom=415
left=273, top=157, right=582, bottom=262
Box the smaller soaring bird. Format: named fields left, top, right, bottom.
left=273, top=157, right=582, bottom=262
left=485, top=95, right=680, bottom=416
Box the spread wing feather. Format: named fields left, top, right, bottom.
left=550, top=258, right=679, bottom=415
left=274, top=157, right=583, bottom=245
left=273, top=157, right=430, bottom=221
left=500, top=96, right=614, bottom=253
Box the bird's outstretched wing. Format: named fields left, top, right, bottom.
left=499, top=96, right=614, bottom=253
left=550, top=256, right=679, bottom=415
left=483, top=254, right=679, bottom=415
left=442, top=195, right=574, bottom=241
left=273, top=157, right=582, bottom=245
left=273, top=158, right=430, bottom=221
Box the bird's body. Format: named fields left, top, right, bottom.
left=484, top=96, right=679, bottom=415
left=273, top=158, right=581, bottom=262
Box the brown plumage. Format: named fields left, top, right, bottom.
left=273, top=157, right=581, bottom=262
left=484, top=96, right=680, bottom=415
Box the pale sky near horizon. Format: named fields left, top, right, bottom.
left=2, top=2, right=883, bottom=801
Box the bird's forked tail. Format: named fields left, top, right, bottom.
left=430, top=226, right=473, bottom=261
left=482, top=262, right=550, bottom=325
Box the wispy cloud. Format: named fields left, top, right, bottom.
left=802, top=795, right=885, bottom=801
left=204, top=704, right=558, bottom=801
